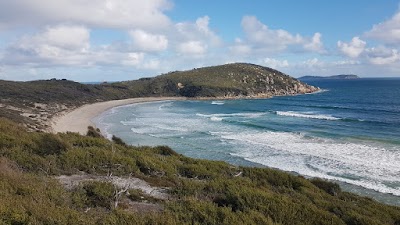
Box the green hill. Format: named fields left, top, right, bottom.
left=121, top=63, right=319, bottom=98
left=0, top=63, right=318, bottom=131
left=0, top=118, right=399, bottom=225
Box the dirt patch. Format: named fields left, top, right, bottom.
left=55, top=174, right=170, bottom=200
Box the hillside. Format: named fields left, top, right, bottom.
left=122, top=63, right=319, bottom=98
left=299, top=74, right=360, bottom=80
left=0, top=118, right=399, bottom=225
left=0, top=63, right=318, bottom=131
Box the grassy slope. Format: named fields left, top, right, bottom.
left=0, top=118, right=399, bottom=225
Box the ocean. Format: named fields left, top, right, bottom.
left=94, top=78, right=400, bottom=206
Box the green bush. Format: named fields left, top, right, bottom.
left=310, top=178, right=341, bottom=196
left=33, top=133, right=69, bottom=156
left=152, top=145, right=179, bottom=156
left=112, top=135, right=127, bottom=147
left=81, top=181, right=115, bottom=209
left=86, top=126, right=102, bottom=138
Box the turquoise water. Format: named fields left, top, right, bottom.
left=94, top=78, right=400, bottom=205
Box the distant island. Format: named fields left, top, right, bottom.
left=299, top=74, right=360, bottom=80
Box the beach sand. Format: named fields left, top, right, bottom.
left=51, top=97, right=185, bottom=135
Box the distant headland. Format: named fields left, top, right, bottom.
left=299, top=74, right=360, bottom=80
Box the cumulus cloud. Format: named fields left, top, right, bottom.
left=241, top=16, right=303, bottom=51
left=333, top=60, right=360, bottom=66
left=337, top=37, right=366, bottom=58
left=0, top=13, right=225, bottom=74
left=2, top=25, right=164, bottom=70
left=129, top=30, right=168, bottom=52
left=0, top=0, right=172, bottom=30
left=303, top=32, right=325, bottom=53
left=175, top=16, right=220, bottom=46
left=229, top=38, right=252, bottom=55
left=4, top=25, right=90, bottom=66
left=302, top=58, right=323, bottom=68
left=231, top=16, right=324, bottom=55
left=177, top=41, right=207, bottom=55
left=172, top=16, right=220, bottom=56
left=121, top=52, right=145, bottom=66
left=365, top=46, right=400, bottom=65
left=141, top=59, right=161, bottom=70
left=263, top=58, right=289, bottom=69
left=364, top=10, right=400, bottom=45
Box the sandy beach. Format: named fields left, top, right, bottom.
left=51, top=97, right=185, bottom=135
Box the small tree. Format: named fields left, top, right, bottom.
left=86, top=126, right=102, bottom=138
left=112, top=135, right=127, bottom=147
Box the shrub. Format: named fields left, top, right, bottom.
left=112, top=135, right=127, bottom=147
left=33, top=133, right=69, bottom=156
left=86, top=126, right=102, bottom=138
left=152, top=146, right=179, bottom=156
left=310, top=178, right=341, bottom=196
left=81, top=181, right=115, bottom=209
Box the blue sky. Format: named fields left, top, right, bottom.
left=1, top=0, right=400, bottom=81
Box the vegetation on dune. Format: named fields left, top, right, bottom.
left=0, top=118, right=399, bottom=225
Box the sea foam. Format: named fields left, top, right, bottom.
left=276, top=111, right=340, bottom=120
left=224, top=131, right=400, bottom=196
left=211, top=101, right=225, bottom=105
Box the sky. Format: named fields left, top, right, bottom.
left=1, top=0, right=400, bottom=81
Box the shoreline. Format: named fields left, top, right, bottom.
left=51, top=97, right=186, bottom=135
left=50, top=89, right=321, bottom=135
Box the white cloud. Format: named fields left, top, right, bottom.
left=174, top=16, right=221, bottom=47
left=229, top=44, right=252, bottom=55
left=303, top=32, right=325, bottom=53
left=0, top=0, right=172, bottom=30
left=171, top=16, right=221, bottom=57
left=233, top=16, right=324, bottom=55
left=364, top=10, right=400, bottom=45
left=302, top=58, right=323, bottom=68
left=141, top=59, right=161, bottom=70
left=333, top=60, right=360, bottom=66
left=121, top=52, right=145, bottom=66
left=229, top=38, right=252, bottom=55
left=4, top=25, right=90, bottom=66
left=129, top=29, right=168, bottom=52
left=177, top=41, right=207, bottom=55
left=263, top=58, right=289, bottom=69
left=365, top=46, right=400, bottom=65
left=337, top=37, right=366, bottom=58
left=241, top=16, right=303, bottom=51
left=3, top=25, right=160, bottom=69
left=35, top=25, right=90, bottom=51
left=172, top=16, right=221, bottom=56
